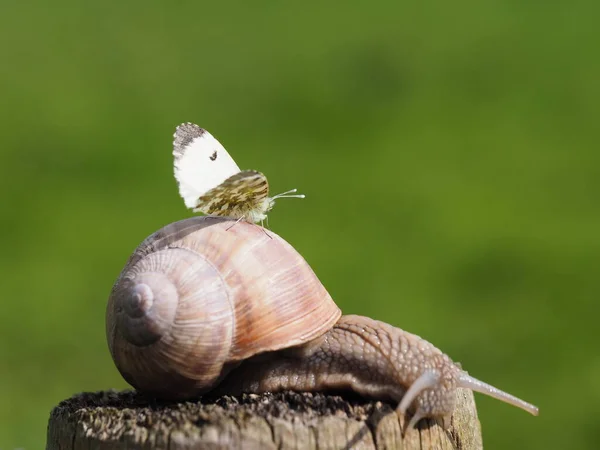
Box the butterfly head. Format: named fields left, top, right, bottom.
left=245, top=190, right=305, bottom=226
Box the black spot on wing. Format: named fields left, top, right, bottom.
left=209, top=151, right=217, bottom=161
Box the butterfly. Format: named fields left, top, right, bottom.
left=173, top=123, right=304, bottom=225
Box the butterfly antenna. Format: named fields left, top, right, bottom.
left=272, top=188, right=306, bottom=200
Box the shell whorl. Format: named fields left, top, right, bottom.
left=106, top=217, right=341, bottom=399
left=115, top=271, right=178, bottom=346
left=107, top=246, right=234, bottom=398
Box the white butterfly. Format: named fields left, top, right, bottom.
left=173, top=123, right=304, bottom=224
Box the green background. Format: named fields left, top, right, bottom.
left=1, top=1, right=598, bottom=448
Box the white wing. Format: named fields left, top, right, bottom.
left=173, top=123, right=241, bottom=209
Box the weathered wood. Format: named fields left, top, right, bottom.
left=46, top=389, right=482, bottom=450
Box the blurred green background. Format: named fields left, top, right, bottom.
left=0, top=0, right=598, bottom=448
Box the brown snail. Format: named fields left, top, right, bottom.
left=106, top=216, right=539, bottom=430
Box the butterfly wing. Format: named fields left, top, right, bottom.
left=195, top=170, right=271, bottom=221
left=173, top=123, right=241, bottom=209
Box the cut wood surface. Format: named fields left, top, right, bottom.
left=46, top=389, right=483, bottom=450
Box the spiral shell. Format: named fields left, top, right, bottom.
left=106, top=217, right=341, bottom=399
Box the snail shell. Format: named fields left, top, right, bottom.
left=106, top=217, right=341, bottom=399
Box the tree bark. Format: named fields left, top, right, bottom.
left=46, top=389, right=482, bottom=450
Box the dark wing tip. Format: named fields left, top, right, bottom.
left=173, top=122, right=206, bottom=154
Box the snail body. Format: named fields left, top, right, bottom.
left=106, top=217, right=538, bottom=429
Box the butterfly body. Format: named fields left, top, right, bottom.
left=195, top=170, right=273, bottom=222
left=173, top=123, right=303, bottom=223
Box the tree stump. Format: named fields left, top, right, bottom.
left=46, top=389, right=482, bottom=450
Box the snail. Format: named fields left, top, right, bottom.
left=106, top=216, right=539, bottom=431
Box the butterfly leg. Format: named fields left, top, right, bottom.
left=225, top=216, right=246, bottom=231
left=224, top=216, right=272, bottom=239
left=259, top=225, right=272, bottom=239
left=247, top=218, right=271, bottom=239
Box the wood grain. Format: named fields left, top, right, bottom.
left=46, top=389, right=482, bottom=450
